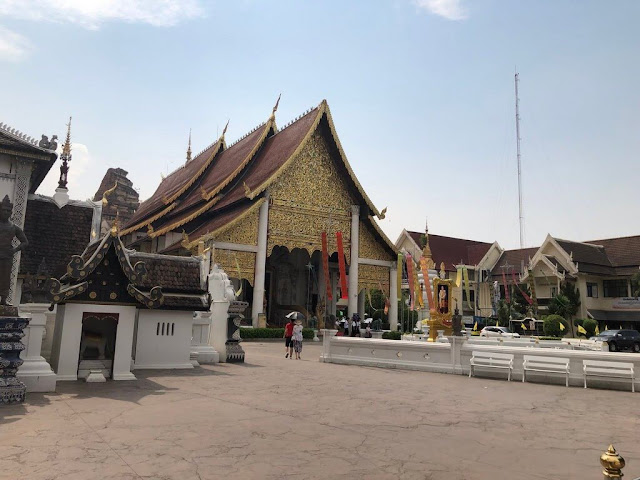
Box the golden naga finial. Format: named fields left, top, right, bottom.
left=62, top=116, right=72, bottom=155
left=102, top=181, right=118, bottom=207
left=601, top=445, right=625, bottom=478
left=242, top=181, right=251, bottom=197
left=147, top=224, right=154, bottom=235
left=181, top=229, right=190, bottom=248
left=271, top=93, right=281, bottom=117
left=110, top=209, right=121, bottom=236
left=199, top=186, right=208, bottom=200
left=222, top=119, right=229, bottom=138
left=377, top=207, right=387, bottom=220
left=186, top=128, right=192, bottom=163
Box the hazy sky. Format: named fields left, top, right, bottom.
left=1, top=0, right=639, bottom=249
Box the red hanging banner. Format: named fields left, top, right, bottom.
left=406, top=254, right=415, bottom=311
left=336, top=231, right=348, bottom=299
left=511, top=270, right=533, bottom=305
left=321, top=232, right=332, bottom=300
left=502, top=269, right=510, bottom=303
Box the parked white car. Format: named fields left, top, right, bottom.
left=480, top=326, right=520, bottom=338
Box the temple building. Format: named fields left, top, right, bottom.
left=122, top=100, right=398, bottom=327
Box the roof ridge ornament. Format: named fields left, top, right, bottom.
left=271, top=93, right=281, bottom=118
left=58, top=116, right=72, bottom=189
left=186, top=128, right=192, bottom=163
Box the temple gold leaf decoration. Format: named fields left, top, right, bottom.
left=120, top=202, right=177, bottom=235
left=214, top=249, right=255, bottom=285
left=214, top=207, right=259, bottom=246
left=359, top=220, right=395, bottom=261
left=359, top=264, right=390, bottom=292
left=267, top=131, right=355, bottom=257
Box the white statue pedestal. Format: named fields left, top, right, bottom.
left=191, top=312, right=219, bottom=364
left=17, top=304, right=57, bottom=393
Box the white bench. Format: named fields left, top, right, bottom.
left=583, top=360, right=635, bottom=392
left=523, top=355, right=570, bottom=387
left=469, top=351, right=514, bottom=381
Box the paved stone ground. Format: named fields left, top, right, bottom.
left=1, top=341, right=638, bottom=480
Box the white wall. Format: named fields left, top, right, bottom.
left=134, top=310, right=194, bottom=369
left=50, top=303, right=137, bottom=381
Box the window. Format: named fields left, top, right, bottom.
left=603, top=279, right=628, bottom=298
left=586, top=282, right=599, bottom=298
left=462, top=290, right=475, bottom=302
left=550, top=287, right=557, bottom=297
left=157, top=322, right=176, bottom=336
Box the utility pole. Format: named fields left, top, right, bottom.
left=515, top=72, right=524, bottom=248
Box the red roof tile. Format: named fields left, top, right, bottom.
left=407, top=232, right=492, bottom=271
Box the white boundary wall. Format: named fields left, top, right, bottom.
left=320, top=332, right=639, bottom=391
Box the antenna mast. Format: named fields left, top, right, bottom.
left=515, top=72, right=524, bottom=248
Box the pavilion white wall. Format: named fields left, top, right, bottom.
left=50, top=303, right=137, bottom=381
left=134, top=310, right=193, bottom=369
left=17, top=303, right=56, bottom=392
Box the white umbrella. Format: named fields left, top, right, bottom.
left=364, top=318, right=374, bottom=324
left=286, top=311, right=305, bottom=320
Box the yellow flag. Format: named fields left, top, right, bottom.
left=495, top=320, right=499, bottom=327
left=604, top=324, right=608, bottom=330
left=559, top=322, right=565, bottom=331
left=396, top=254, right=403, bottom=299
left=455, top=267, right=462, bottom=287
left=473, top=321, right=478, bottom=331
left=577, top=324, right=587, bottom=335
left=521, top=322, right=527, bottom=330
left=620, top=325, right=623, bottom=330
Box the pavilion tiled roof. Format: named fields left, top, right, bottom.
left=407, top=232, right=492, bottom=271
left=586, top=235, right=640, bottom=270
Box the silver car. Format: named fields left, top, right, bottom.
left=480, top=326, right=521, bottom=338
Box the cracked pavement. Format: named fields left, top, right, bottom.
left=1, top=342, right=638, bottom=479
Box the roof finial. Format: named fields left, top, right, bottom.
left=186, top=128, right=192, bottom=163
left=222, top=119, right=229, bottom=137
left=58, top=116, right=72, bottom=189
left=271, top=93, right=281, bottom=117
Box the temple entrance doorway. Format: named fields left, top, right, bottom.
left=265, top=246, right=347, bottom=327
left=77, top=313, right=118, bottom=379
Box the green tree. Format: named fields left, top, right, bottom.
left=497, top=300, right=510, bottom=326
left=582, top=318, right=598, bottom=337
left=543, top=314, right=569, bottom=337
left=548, top=282, right=581, bottom=337
left=631, top=272, right=640, bottom=297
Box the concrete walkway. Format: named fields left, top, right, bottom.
left=1, top=342, right=638, bottom=479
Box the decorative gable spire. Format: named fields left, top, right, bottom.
left=270, top=93, right=281, bottom=119
left=58, top=116, right=72, bottom=189
left=186, top=129, right=192, bottom=163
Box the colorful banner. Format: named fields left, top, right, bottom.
left=455, top=267, right=462, bottom=288
left=336, top=231, right=348, bottom=299
left=321, top=232, right=332, bottom=300
left=502, top=269, right=510, bottom=303
left=379, top=281, right=390, bottom=315
left=396, top=253, right=403, bottom=300
left=420, top=257, right=434, bottom=311
left=463, top=266, right=471, bottom=310
left=406, top=254, right=415, bottom=311
left=511, top=270, right=533, bottom=305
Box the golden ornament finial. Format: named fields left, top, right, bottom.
left=601, top=445, right=625, bottom=479
left=186, top=128, right=192, bottom=163
left=147, top=224, right=154, bottom=235
left=62, top=116, right=72, bottom=155
left=199, top=186, right=208, bottom=200
left=102, top=182, right=118, bottom=207
left=271, top=93, right=281, bottom=117
left=222, top=119, right=229, bottom=137
left=378, top=207, right=387, bottom=220
left=110, top=209, right=120, bottom=236
left=181, top=230, right=190, bottom=248
left=243, top=181, right=251, bottom=197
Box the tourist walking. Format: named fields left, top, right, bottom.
left=284, top=317, right=295, bottom=358
left=292, top=319, right=304, bottom=360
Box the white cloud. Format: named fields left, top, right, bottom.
left=414, top=0, right=468, bottom=20
left=0, top=26, right=31, bottom=61
left=0, top=0, right=204, bottom=29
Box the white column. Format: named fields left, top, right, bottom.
left=8, top=159, right=31, bottom=304
left=191, top=311, right=218, bottom=364
left=17, top=304, right=57, bottom=392
left=252, top=194, right=270, bottom=326
left=209, top=264, right=233, bottom=363
left=358, top=289, right=366, bottom=317
left=389, top=267, right=398, bottom=331
left=348, top=205, right=360, bottom=318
